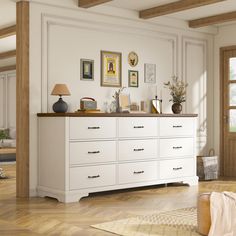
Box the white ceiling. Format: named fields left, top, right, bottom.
left=0, top=34, right=15, bottom=68
left=107, top=0, right=177, bottom=11
left=0, top=57, right=16, bottom=67
left=1, top=0, right=236, bottom=28
left=107, top=0, right=236, bottom=21
left=164, top=0, right=236, bottom=21
left=0, top=0, right=16, bottom=57
left=0, top=0, right=16, bottom=28
left=0, top=35, right=16, bottom=54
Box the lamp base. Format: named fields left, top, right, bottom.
left=53, top=97, right=68, bottom=113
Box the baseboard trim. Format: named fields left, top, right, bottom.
left=30, top=188, right=37, bottom=197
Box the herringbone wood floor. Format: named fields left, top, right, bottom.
left=1, top=164, right=236, bottom=235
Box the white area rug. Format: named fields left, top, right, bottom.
left=92, top=207, right=201, bottom=236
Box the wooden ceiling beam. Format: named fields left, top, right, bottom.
left=0, top=65, right=16, bottom=73
left=79, top=0, right=112, bottom=8
left=0, top=25, right=16, bottom=39
left=189, top=11, right=236, bottom=28
left=140, top=0, right=225, bottom=19
left=0, top=50, right=16, bottom=60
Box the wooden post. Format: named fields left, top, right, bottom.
left=16, top=1, right=30, bottom=197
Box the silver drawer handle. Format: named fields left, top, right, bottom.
left=88, top=151, right=100, bottom=154
left=133, top=171, right=144, bottom=174
left=173, top=125, right=182, bottom=128
left=88, top=175, right=100, bottom=179
left=133, top=148, right=144, bottom=152
left=88, top=126, right=100, bottom=129
left=133, top=126, right=144, bottom=129
left=173, top=146, right=182, bottom=149
left=173, top=167, right=182, bottom=171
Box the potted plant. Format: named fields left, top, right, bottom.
left=0, top=130, right=7, bottom=148
left=164, top=76, right=188, bottom=114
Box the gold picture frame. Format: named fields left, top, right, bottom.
left=80, top=59, right=94, bottom=81
left=101, top=50, right=122, bottom=87
left=128, top=51, right=138, bottom=67
left=128, top=70, right=139, bottom=87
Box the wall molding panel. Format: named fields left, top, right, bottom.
left=0, top=75, right=6, bottom=128
left=0, top=72, right=16, bottom=129
left=182, top=36, right=211, bottom=154
left=41, top=14, right=179, bottom=112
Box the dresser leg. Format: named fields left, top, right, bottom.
left=37, top=187, right=89, bottom=203
left=64, top=193, right=89, bottom=203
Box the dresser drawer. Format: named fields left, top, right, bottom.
left=118, top=161, right=157, bottom=184
left=159, top=158, right=194, bottom=179
left=70, top=141, right=116, bottom=165
left=118, top=139, right=158, bottom=161
left=159, top=118, right=194, bottom=137
left=160, top=138, right=194, bottom=158
left=70, top=165, right=116, bottom=190
left=69, top=117, right=116, bottom=140
left=118, top=118, right=158, bottom=138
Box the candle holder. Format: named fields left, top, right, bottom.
left=151, top=96, right=162, bottom=114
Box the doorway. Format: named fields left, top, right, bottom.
left=220, top=46, right=236, bottom=177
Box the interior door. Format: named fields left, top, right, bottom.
left=221, top=47, right=236, bottom=177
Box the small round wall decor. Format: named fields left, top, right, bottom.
left=128, top=51, right=138, bottom=67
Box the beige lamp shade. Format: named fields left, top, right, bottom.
left=51, top=84, right=71, bottom=96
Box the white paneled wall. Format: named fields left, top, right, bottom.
left=29, top=1, right=214, bottom=194
left=0, top=75, right=5, bottom=128
left=47, top=24, right=176, bottom=113
left=182, top=37, right=213, bottom=155
left=0, top=71, right=16, bottom=129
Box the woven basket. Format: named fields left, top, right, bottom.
left=197, top=148, right=218, bottom=181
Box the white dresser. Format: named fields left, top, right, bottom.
left=37, top=113, right=198, bottom=203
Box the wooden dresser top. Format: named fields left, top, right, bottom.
left=37, top=113, right=198, bottom=117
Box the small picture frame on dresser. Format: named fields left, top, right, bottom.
left=119, top=94, right=131, bottom=112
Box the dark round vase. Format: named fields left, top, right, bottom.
left=172, top=103, right=182, bottom=114
left=53, top=97, right=68, bottom=113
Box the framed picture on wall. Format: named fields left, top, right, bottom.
left=128, top=70, right=139, bottom=87
left=128, top=51, right=138, bottom=67
left=144, top=63, right=156, bottom=83
left=80, top=59, right=94, bottom=81
left=101, top=50, right=122, bottom=87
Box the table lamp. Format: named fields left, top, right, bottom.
left=51, top=84, right=71, bottom=113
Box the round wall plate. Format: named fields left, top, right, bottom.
left=128, top=51, right=138, bottom=67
